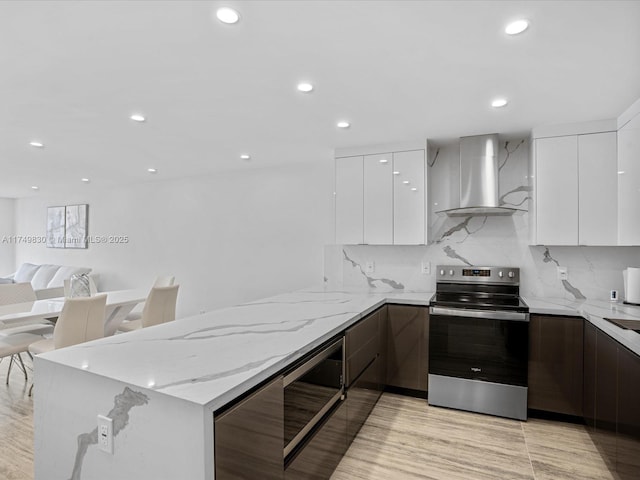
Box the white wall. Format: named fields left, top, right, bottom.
left=0, top=198, right=16, bottom=275
left=14, top=161, right=333, bottom=317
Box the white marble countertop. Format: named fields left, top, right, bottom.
left=38, top=287, right=640, bottom=412
left=38, top=288, right=433, bottom=410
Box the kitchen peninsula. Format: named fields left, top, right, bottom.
left=34, top=288, right=640, bottom=479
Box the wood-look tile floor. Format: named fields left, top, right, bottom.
left=0, top=355, right=35, bottom=480
left=332, top=393, right=617, bottom=480
left=0, top=360, right=617, bottom=480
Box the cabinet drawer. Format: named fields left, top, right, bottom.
left=215, top=377, right=284, bottom=480
left=284, top=400, right=347, bottom=480
left=346, top=310, right=379, bottom=355
left=346, top=335, right=379, bottom=386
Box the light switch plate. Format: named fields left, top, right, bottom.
left=365, top=261, right=375, bottom=274
left=421, top=261, right=431, bottom=275
left=557, top=266, right=568, bottom=280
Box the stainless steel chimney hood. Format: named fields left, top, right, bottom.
left=436, top=134, right=524, bottom=217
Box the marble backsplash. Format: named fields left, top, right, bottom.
left=325, top=138, right=640, bottom=302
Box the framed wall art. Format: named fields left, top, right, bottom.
left=46, top=204, right=89, bottom=249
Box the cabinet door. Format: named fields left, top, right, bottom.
left=528, top=315, right=583, bottom=416
left=215, top=377, right=284, bottom=480
left=618, top=113, right=640, bottom=245
left=393, top=150, right=426, bottom=244
left=386, top=305, right=428, bottom=392
left=578, top=132, right=617, bottom=245
left=364, top=154, right=393, bottom=244
left=595, top=330, right=618, bottom=471
left=535, top=136, right=578, bottom=245
left=617, top=345, right=640, bottom=479
left=583, top=321, right=597, bottom=429
left=335, top=156, right=363, bottom=244
left=346, top=356, right=382, bottom=444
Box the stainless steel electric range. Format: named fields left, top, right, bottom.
left=428, top=265, right=529, bottom=420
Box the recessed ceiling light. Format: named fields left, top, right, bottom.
left=337, top=121, right=350, bottom=129
left=240, top=154, right=251, bottom=160
left=618, top=171, right=625, bottom=175
left=411, top=187, right=418, bottom=191
left=29, top=141, right=44, bottom=148
left=130, top=114, right=146, bottom=122
left=31, top=186, right=39, bottom=190
left=297, top=82, right=314, bottom=93
left=379, top=159, right=388, bottom=164
left=491, top=98, right=508, bottom=108
left=505, top=19, right=529, bottom=35
left=147, top=168, right=157, bottom=174
left=393, top=171, right=400, bottom=175
left=216, top=7, right=240, bottom=24
left=403, top=180, right=410, bottom=185
left=81, top=178, right=90, bottom=183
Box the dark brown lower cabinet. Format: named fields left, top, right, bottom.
left=583, top=321, right=640, bottom=479
left=583, top=321, right=597, bottom=428
left=617, top=343, right=640, bottom=479
left=594, top=325, right=618, bottom=471
left=528, top=315, right=583, bottom=416
left=386, top=305, right=429, bottom=392
left=214, top=377, right=284, bottom=480
left=345, top=307, right=382, bottom=387
left=284, top=400, right=347, bottom=480
left=347, top=356, right=383, bottom=444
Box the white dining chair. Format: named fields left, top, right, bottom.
left=29, top=294, right=107, bottom=355
left=28, top=294, right=107, bottom=395
left=121, top=275, right=176, bottom=323
left=0, top=282, right=37, bottom=305
left=0, top=282, right=54, bottom=337
left=0, top=332, right=47, bottom=384
left=153, top=275, right=175, bottom=288
left=118, top=285, right=179, bottom=332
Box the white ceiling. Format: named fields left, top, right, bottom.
left=1, top=0, right=639, bottom=198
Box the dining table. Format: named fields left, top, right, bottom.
left=0, top=289, right=148, bottom=336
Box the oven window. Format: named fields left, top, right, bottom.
left=429, top=315, right=528, bottom=386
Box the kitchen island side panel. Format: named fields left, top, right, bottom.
left=34, top=357, right=209, bottom=480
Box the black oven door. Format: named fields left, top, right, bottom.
left=429, top=306, right=529, bottom=387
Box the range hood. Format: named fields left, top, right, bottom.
left=436, top=134, right=524, bottom=217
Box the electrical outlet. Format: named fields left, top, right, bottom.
left=365, top=261, right=375, bottom=274
left=421, top=261, right=431, bottom=275
left=557, top=266, right=568, bottom=280
left=97, top=415, right=113, bottom=454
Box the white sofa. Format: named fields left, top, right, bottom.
left=0, top=263, right=95, bottom=300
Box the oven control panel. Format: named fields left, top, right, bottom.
left=436, top=265, right=520, bottom=284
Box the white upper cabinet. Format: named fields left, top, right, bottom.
left=532, top=120, right=618, bottom=246
left=335, top=156, right=363, bottom=244
left=534, top=135, right=579, bottom=245
left=363, top=153, right=393, bottom=244
left=618, top=111, right=640, bottom=245
left=334, top=142, right=427, bottom=245
left=393, top=150, right=426, bottom=244
left=578, top=132, right=617, bottom=245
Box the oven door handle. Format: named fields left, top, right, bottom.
left=429, top=306, right=529, bottom=322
